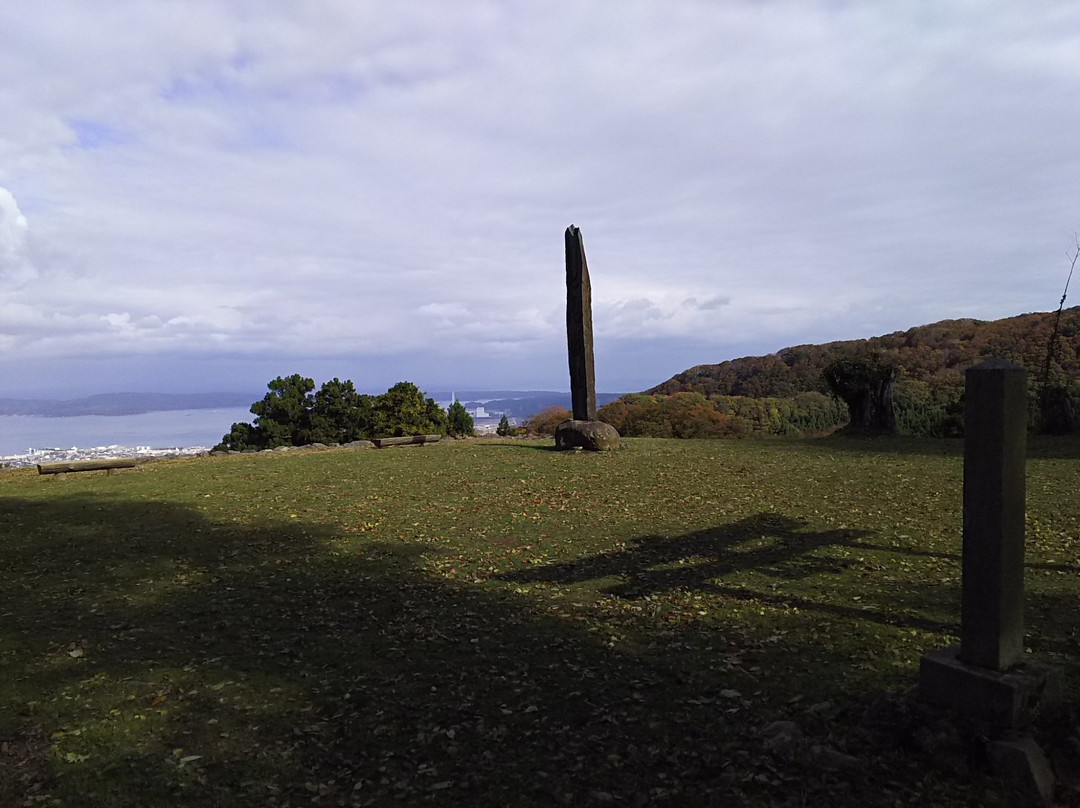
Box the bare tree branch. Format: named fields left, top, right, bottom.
left=1038, top=234, right=1080, bottom=416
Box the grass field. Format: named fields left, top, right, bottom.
left=2, top=436, right=1079, bottom=806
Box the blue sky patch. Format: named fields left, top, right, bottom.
left=70, top=119, right=130, bottom=149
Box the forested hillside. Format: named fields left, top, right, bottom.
left=598, top=308, right=1080, bottom=438
left=650, top=308, right=1079, bottom=399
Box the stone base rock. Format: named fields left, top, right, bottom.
left=554, top=420, right=620, bottom=452
left=990, top=737, right=1055, bottom=806
left=918, top=645, right=1063, bottom=729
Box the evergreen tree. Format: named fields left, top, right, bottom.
left=218, top=420, right=264, bottom=451
left=309, top=378, right=374, bottom=444
left=496, top=414, right=512, bottom=436
left=447, top=400, right=475, bottom=437
left=426, top=397, right=449, bottom=435
left=250, top=374, right=316, bottom=447
left=216, top=376, right=449, bottom=449
left=373, top=382, right=446, bottom=437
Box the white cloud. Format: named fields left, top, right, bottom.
left=0, top=188, right=36, bottom=284
left=2, top=1, right=1080, bottom=395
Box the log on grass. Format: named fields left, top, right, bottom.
left=371, top=435, right=442, bottom=449
left=37, top=458, right=140, bottom=476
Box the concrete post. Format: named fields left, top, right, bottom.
left=960, top=359, right=1028, bottom=671
left=918, top=358, right=1061, bottom=727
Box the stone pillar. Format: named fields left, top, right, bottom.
left=556, top=225, right=619, bottom=452
left=918, top=359, right=1061, bottom=727
left=565, top=225, right=596, bottom=422
left=960, top=359, right=1027, bottom=670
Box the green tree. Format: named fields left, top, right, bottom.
left=250, top=374, right=316, bottom=448
left=446, top=400, right=475, bottom=437
left=496, top=414, right=513, bottom=436
left=217, top=375, right=451, bottom=450
left=217, top=420, right=263, bottom=451
left=309, top=378, right=374, bottom=444
left=374, top=381, right=446, bottom=437
left=426, top=397, right=449, bottom=435
left=1040, top=383, right=1080, bottom=434
left=823, top=354, right=897, bottom=433
left=216, top=374, right=316, bottom=450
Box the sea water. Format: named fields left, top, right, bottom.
left=0, top=407, right=253, bottom=458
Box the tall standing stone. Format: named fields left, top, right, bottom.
left=556, top=225, right=619, bottom=451
left=565, top=225, right=597, bottom=422
left=960, top=359, right=1027, bottom=670
left=918, top=358, right=1061, bottom=727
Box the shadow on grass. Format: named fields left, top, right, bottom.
left=1027, top=588, right=1080, bottom=663
left=811, top=432, right=1080, bottom=460
left=811, top=434, right=964, bottom=458
left=0, top=496, right=1016, bottom=807
left=838, top=540, right=1080, bottom=575
left=472, top=439, right=559, bottom=452
left=498, top=513, right=959, bottom=634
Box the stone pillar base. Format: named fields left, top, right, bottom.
left=554, top=420, right=620, bottom=451
left=918, top=645, right=1063, bottom=729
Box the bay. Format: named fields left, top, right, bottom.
left=0, top=407, right=253, bottom=457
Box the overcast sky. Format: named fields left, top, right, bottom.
left=2, top=2, right=1079, bottom=398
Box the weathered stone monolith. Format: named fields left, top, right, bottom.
left=558, top=225, right=618, bottom=452
left=565, top=225, right=596, bottom=422
left=918, top=359, right=1061, bottom=728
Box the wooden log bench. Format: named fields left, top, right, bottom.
left=37, top=458, right=140, bottom=477
left=371, top=435, right=442, bottom=449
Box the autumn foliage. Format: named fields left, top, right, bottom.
left=523, top=406, right=573, bottom=436
left=650, top=309, right=1080, bottom=400
left=597, top=392, right=845, bottom=438
left=632, top=307, right=1080, bottom=437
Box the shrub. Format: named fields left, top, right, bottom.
left=524, top=406, right=572, bottom=436
left=596, top=391, right=847, bottom=439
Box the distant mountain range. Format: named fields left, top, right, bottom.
left=8, top=307, right=1068, bottom=428
left=0, top=390, right=626, bottom=419
left=429, top=391, right=625, bottom=418
left=0, top=392, right=256, bottom=417
left=6, top=305, right=1072, bottom=424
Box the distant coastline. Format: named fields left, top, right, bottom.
left=0, top=392, right=256, bottom=418
left=0, top=390, right=629, bottom=460
left=0, top=407, right=254, bottom=459
left=429, top=391, right=624, bottom=419
left=0, top=390, right=626, bottom=419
